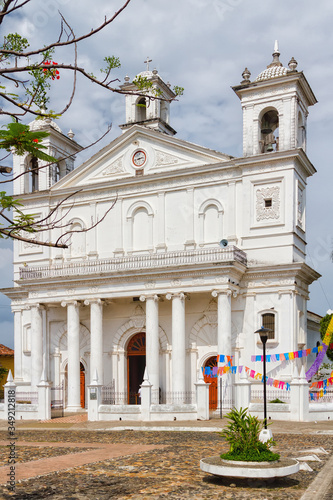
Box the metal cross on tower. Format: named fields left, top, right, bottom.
left=144, top=57, right=152, bottom=71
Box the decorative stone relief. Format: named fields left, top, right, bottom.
left=155, top=150, right=179, bottom=167
left=171, top=279, right=182, bottom=286
left=215, top=276, right=229, bottom=284
left=144, top=281, right=156, bottom=289
left=204, top=299, right=218, bottom=326
left=297, top=186, right=304, bottom=228
left=131, top=305, right=145, bottom=329
left=256, top=186, right=280, bottom=221
left=100, top=158, right=124, bottom=176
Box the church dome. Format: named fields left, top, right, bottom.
left=136, top=70, right=154, bottom=78
left=255, top=65, right=288, bottom=82
left=255, top=41, right=290, bottom=82
left=29, top=117, right=62, bottom=133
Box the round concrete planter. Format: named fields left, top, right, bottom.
left=200, top=456, right=299, bottom=479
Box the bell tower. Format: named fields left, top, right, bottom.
left=119, top=58, right=177, bottom=136
left=232, top=42, right=317, bottom=157
left=13, top=118, right=82, bottom=195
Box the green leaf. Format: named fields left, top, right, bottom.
left=0, top=122, right=56, bottom=161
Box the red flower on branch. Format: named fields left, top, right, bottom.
left=43, top=60, right=60, bottom=80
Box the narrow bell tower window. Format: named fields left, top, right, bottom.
left=30, top=156, right=39, bottom=192
left=136, top=97, right=147, bottom=122
left=260, top=110, right=279, bottom=153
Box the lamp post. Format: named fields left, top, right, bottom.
left=254, top=326, right=272, bottom=437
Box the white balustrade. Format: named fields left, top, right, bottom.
left=19, top=246, right=247, bottom=280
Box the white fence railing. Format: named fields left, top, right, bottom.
left=15, top=392, right=38, bottom=404
left=309, top=389, right=333, bottom=403
left=19, top=246, right=247, bottom=280
left=251, top=387, right=290, bottom=404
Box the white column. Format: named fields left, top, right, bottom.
left=30, top=305, right=43, bottom=389
left=167, top=292, right=186, bottom=395
left=42, top=307, right=49, bottom=381
left=85, top=299, right=104, bottom=385
left=212, top=290, right=232, bottom=408
left=13, top=309, right=23, bottom=381
left=62, top=301, right=81, bottom=411
left=140, top=294, right=159, bottom=402
left=212, top=290, right=232, bottom=356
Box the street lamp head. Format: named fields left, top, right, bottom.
left=254, top=326, right=272, bottom=344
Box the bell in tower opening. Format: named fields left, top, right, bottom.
left=260, top=110, right=279, bottom=153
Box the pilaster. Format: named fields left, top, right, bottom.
left=166, top=292, right=186, bottom=395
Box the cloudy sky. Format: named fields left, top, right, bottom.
left=0, top=0, right=332, bottom=347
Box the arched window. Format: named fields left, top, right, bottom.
left=204, top=205, right=219, bottom=244
left=198, top=200, right=224, bottom=247
left=66, top=219, right=86, bottom=258
left=51, top=163, right=60, bottom=184
left=24, top=156, right=39, bottom=193
left=133, top=207, right=150, bottom=251
left=260, top=110, right=279, bottom=153
left=127, top=201, right=154, bottom=253
left=136, top=97, right=147, bottom=122
left=261, top=312, right=275, bottom=340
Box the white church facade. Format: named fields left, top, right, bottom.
left=2, top=45, right=330, bottom=422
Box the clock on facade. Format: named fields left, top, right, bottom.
left=132, top=150, right=147, bottom=168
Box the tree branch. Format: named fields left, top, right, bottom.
left=0, top=0, right=132, bottom=55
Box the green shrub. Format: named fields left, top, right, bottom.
left=220, top=407, right=280, bottom=462
left=269, top=398, right=285, bottom=404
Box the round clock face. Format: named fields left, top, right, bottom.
left=132, top=150, right=147, bottom=167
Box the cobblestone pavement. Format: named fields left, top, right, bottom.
left=0, top=429, right=331, bottom=499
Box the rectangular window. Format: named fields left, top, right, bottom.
left=264, top=198, right=272, bottom=208
left=262, top=313, right=275, bottom=340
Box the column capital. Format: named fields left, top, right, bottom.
left=11, top=306, right=24, bottom=313
left=140, top=294, right=159, bottom=302
left=212, top=289, right=232, bottom=298
left=84, top=298, right=103, bottom=306
left=166, top=292, right=185, bottom=301
left=61, top=300, right=79, bottom=308
left=30, top=303, right=45, bottom=311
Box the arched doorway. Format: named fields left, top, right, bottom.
left=64, top=362, right=86, bottom=409
left=204, top=356, right=218, bottom=410
left=127, top=332, right=146, bottom=404
left=80, top=362, right=85, bottom=408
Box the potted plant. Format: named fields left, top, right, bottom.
left=220, top=407, right=280, bottom=462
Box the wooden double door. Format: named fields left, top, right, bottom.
left=127, top=332, right=146, bottom=404
left=203, top=356, right=218, bottom=410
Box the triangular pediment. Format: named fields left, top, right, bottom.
left=52, top=125, right=232, bottom=190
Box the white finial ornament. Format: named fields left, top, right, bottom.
left=274, top=40, right=279, bottom=54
